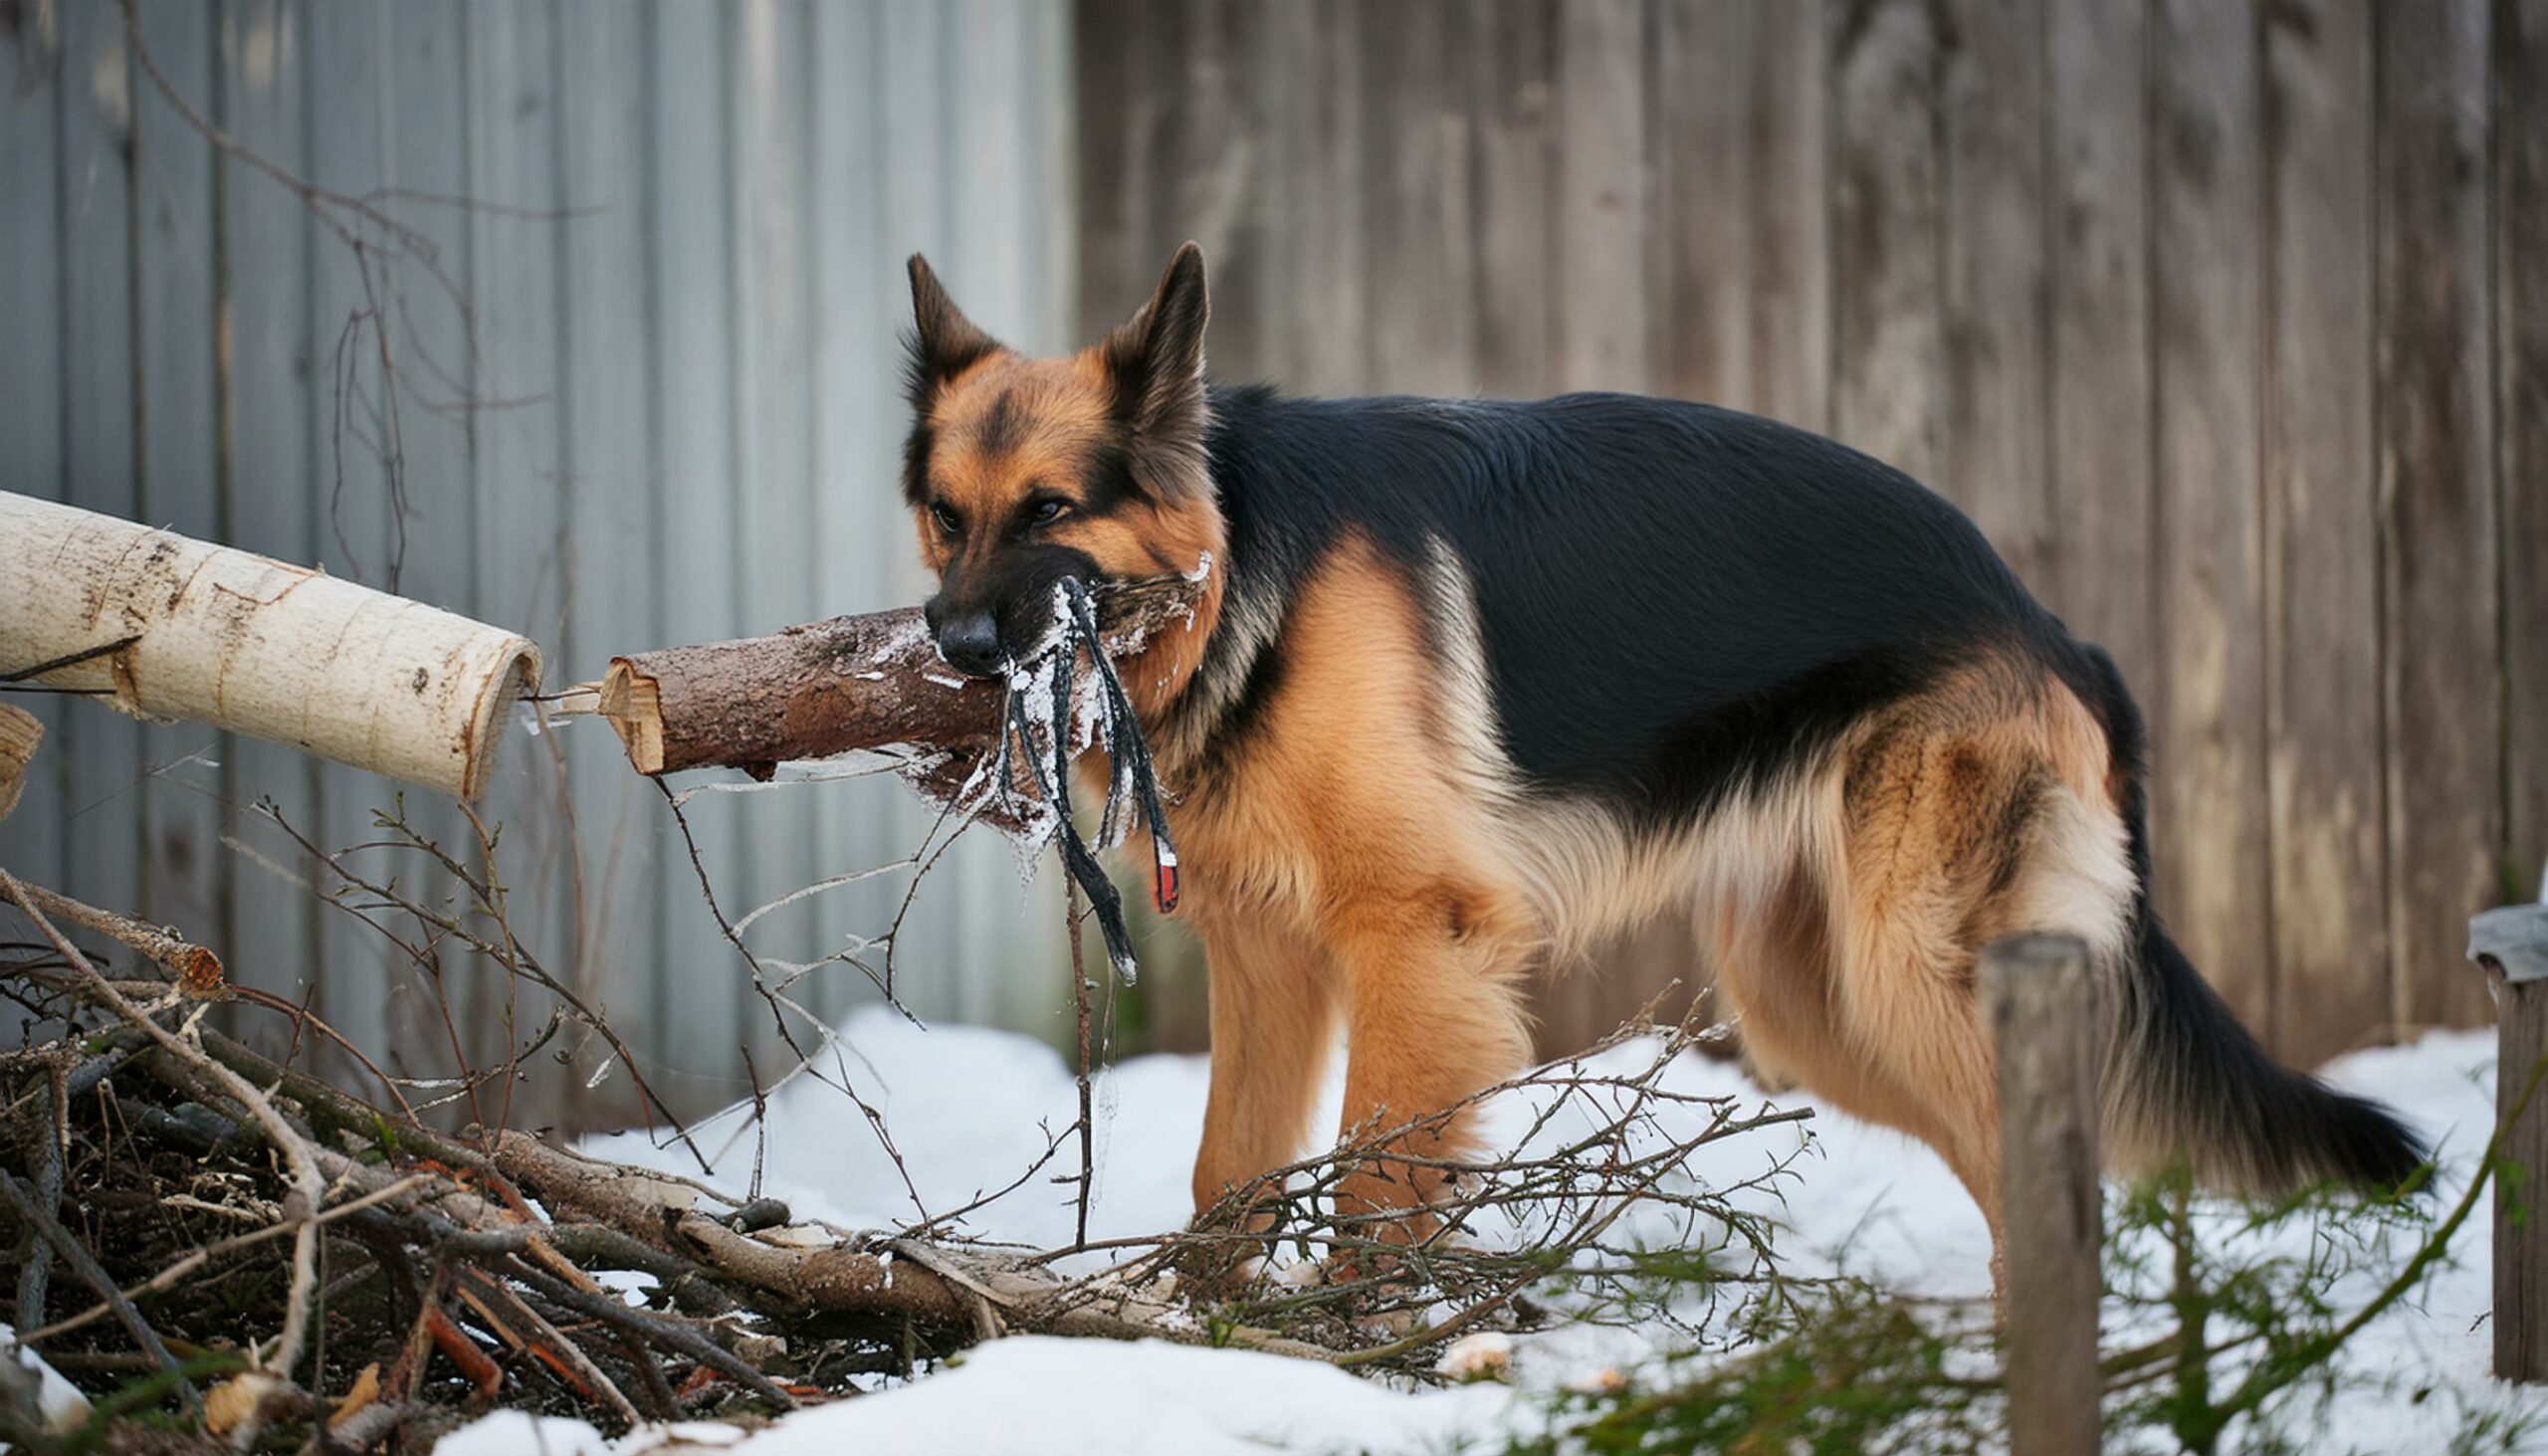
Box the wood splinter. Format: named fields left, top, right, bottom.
left=562, top=572, right=1205, bottom=782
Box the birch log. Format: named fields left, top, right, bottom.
left=576, top=572, right=1204, bottom=779
left=0, top=492, right=540, bottom=801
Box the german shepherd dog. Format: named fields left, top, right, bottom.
left=899, top=242, right=2422, bottom=1270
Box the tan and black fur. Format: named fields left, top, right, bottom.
left=898, top=243, right=2423, bottom=1266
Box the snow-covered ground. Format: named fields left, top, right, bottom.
left=438, top=1012, right=2544, bottom=1455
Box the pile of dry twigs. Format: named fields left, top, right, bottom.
left=0, top=843, right=1810, bottom=1453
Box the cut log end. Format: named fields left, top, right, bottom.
left=460, top=644, right=544, bottom=802
left=594, top=661, right=669, bottom=776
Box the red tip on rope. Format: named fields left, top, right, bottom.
left=1154, top=858, right=1179, bottom=915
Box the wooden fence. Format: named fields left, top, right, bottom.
left=3, top=0, right=2540, bottom=1127
left=1076, top=0, right=2548, bottom=1069
left=0, top=0, right=1076, bottom=1126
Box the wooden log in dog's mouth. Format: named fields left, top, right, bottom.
left=567, top=570, right=1207, bottom=779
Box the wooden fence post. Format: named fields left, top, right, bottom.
left=1985, top=933, right=2101, bottom=1455
left=2472, top=902, right=2548, bottom=1382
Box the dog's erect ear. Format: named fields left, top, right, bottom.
left=1099, top=242, right=1210, bottom=498
left=904, top=253, right=1000, bottom=408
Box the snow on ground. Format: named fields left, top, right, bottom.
left=440, top=1013, right=2543, bottom=1454
left=0, top=1321, right=94, bottom=1443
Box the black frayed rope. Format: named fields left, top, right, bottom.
left=996, top=576, right=1179, bottom=984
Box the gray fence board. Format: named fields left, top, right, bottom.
left=2378, top=0, right=2501, bottom=1033
left=0, top=2, right=70, bottom=891
left=131, top=0, right=229, bottom=954
left=212, top=0, right=323, bottom=1068
left=2261, top=0, right=2388, bottom=1066
left=2505, top=1, right=2548, bottom=903
left=2045, top=0, right=2154, bottom=703
left=1830, top=0, right=1945, bottom=483
left=1551, top=0, right=1643, bottom=391
left=643, top=0, right=752, bottom=1112
left=556, top=0, right=656, bottom=1126
left=56, top=0, right=144, bottom=925
left=303, top=0, right=403, bottom=1096
left=1464, top=0, right=1554, bottom=402
left=1939, top=0, right=2051, bottom=597
left=2151, top=0, right=2270, bottom=1034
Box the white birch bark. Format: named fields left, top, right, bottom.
left=0, top=492, right=539, bottom=801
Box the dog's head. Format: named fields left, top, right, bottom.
left=900, top=243, right=1222, bottom=677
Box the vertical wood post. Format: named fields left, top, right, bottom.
left=1985, top=933, right=2101, bottom=1455
left=2473, top=904, right=2548, bottom=1382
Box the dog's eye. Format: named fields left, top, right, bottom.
left=930, top=503, right=962, bottom=537
left=1029, top=498, right=1072, bottom=525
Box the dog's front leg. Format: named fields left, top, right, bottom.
left=1187, top=912, right=1338, bottom=1229
left=1325, top=878, right=1535, bottom=1244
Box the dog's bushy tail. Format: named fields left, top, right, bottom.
left=2101, top=910, right=2426, bottom=1195
left=2062, top=638, right=2424, bottom=1195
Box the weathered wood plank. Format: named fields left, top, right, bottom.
left=645, top=0, right=751, bottom=1105
left=1072, top=0, right=1171, bottom=345
left=2379, top=0, right=2500, bottom=1032
left=1463, top=0, right=1554, bottom=401
left=1173, top=0, right=1267, bottom=382
left=1294, top=0, right=1371, bottom=396
left=806, top=0, right=897, bottom=1036
left=2261, top=0, right=2387, bottom=1066
left=464, top=0, right=574, bottom=1105
left=56, top=0, right=144, bottom=919
left=2045, top=0, right=2155, bottom=704
left=554, top=0, right=657, bottom=1129
left=130, top=0, right=231, bottom=958
left=1649, top=0, right=1750, bottom=407
left=299, top=0, right=400, bottom=1089
left=215, top=0, right=325, bottom=1062
left=1938, top=0, right=2050, bottom=595
left=2500, top=0, right=2548, bottom=906
left=866, top=0, right=980, bottom=1034
left=1552, top=0, right=1646, bottom=391
left=2150, top=0, right=2272, bottom=1036
left=1829, top=0, right=1945, bottom=480
left=724, top=0, right=820, bottom=1055
left=1362, top=0, right=1477, bottom=397
left=367, top=0, right=477, bottom=1092
left=0, top=4, right=69, bottom=889
left=1271, top=0, right=1370, bottom=397
left=942, top=0, right=1071, bottom=1035
left=1742, top=0, right=1828, bottom=433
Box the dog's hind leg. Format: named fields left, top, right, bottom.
left=1816, top=680, right=2137, bottom=1291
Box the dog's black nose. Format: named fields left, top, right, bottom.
left=936, top=612, right=1005, bottom=676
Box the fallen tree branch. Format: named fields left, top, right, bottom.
left=0, top=492, right=539, bottom=801
left=485, top=1130, right=1341, bottom=1361
left=565, top=570, right=1204, bottom=779
left=0, top=878, right=224, bottom=997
